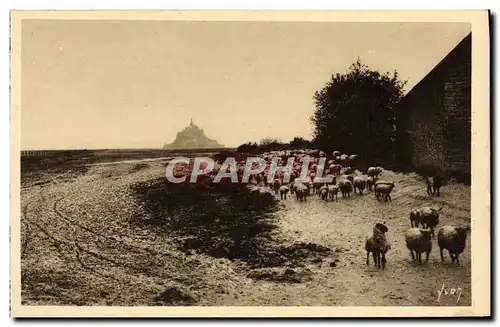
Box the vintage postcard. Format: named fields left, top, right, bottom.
left=10, top=10, right=490, bottom=318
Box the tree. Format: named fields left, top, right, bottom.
left=289, top=136, right=311, bottom=149
left=311, top=58, right=407, bottom=163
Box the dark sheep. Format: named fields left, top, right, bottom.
left=419, top=206, right=442, bottom=238
left=279, top=185, right=290, bottom=200
left=319, top=187, right=329, bottom=201
left=272, top=179, right=282, bottom=194
left=437, top=225, right=470, bottom=264
left=405, top=228, right=432, bottom=264
left=367, top=166, right=383, bottom=178
left=353, top=176, right=367, bottom=195
left=366, top=176, right=377, bottom=191
left=338, top=179, right=353, bottom=198
left=427, top=175, right=444, bottom=196
left=365, top=222, right=391, bottom=269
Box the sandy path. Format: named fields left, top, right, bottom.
left=214, top=171, right=471, bottom=306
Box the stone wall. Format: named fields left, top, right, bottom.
left=395, top=33, right=471, bottom=178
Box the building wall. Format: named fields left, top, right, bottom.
left=395, top=33, right=471, bottom=176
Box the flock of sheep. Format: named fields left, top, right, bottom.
left=247, top=149, right=470, bottom=270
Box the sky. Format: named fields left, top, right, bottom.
left=20, top=20, right=471, bottom=150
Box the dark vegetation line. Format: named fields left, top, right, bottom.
left=131, top=179, right=332, bottom=271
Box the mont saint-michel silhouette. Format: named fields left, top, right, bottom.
left=163, top=119, right=224, bottom=150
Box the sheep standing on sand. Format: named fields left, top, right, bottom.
left=279, top=185, right=290, bottom=200
left=366, top=176, right=377, bottom=191
left=301, top=178, right=313, bottom=195
left=328, top=184, right=339, bottom=201
left=353, top=176, right=367, bottom=195
left=405, top=228, right=432, bottom=264
left=294, top=183, right=308, bottom=202
left=365, top=223, right=391, bottom=269
left=338, top=179, right=353, bottom=198
left=409, top=209, right=422, bottom=228
left=416, top=206, right=442, bottom=238
left=426, top=175, right=444, bottom=196
left=437, top=225, right=470, bottom=264
left=374, top=181, right=395, bottom=201
left=367, top=166, right=383, bottom=178
left=272, top=179, right=282, bottom=195
left=319, top=186, right=329, bottom=201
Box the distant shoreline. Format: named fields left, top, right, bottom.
left=21, top=147, right=236, bottom=155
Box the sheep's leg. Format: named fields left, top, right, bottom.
left=381, top=253, right=387, bottom=269
left=455, top=254, right=460, bottom=265
left=449, top=250, right=455, bottom=263
left=425, top=250, right=430, bottom=262
left=440, top=247, right=444, bottom=261
left=417, top=252, right=422, bottom=264
left=372, top=252, right=377, bottom=267
left=366, top=252, right=370, bottom=265
left=410, top=250, right=415, bottom=261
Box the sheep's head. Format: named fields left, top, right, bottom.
left=455, top=226, right=470, bottom=240
left=430, top=207, right=440, bottom=216
left=375, top=222, right=389, bottom=234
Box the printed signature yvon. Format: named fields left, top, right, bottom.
left=437, top=284, right=463, bottom=304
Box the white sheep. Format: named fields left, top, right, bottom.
left=374, top=181, right=395, bottom=201
left=328, top=184, right=339, bottom=201
left=294, top=183, right=308, bottom=202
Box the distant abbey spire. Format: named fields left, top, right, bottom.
left=190, top=118, right=194, bottom=126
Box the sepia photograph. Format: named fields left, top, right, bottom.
left=10, top=10, right=490, bottom=318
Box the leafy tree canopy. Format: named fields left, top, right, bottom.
left=311, top=58, right=407, bottom=162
